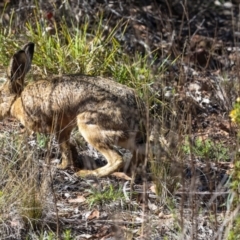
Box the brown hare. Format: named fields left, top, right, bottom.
left=0, top=42, right=147, bottom=177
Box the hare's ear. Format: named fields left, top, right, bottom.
left=7, top=42, right=34, bottom=94
left=22, top=42, right=34, bottom=72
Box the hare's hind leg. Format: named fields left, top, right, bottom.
left=76, top=119, right=123, bottom=177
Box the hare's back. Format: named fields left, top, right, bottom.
left=22, top=75, right=144, bottom=122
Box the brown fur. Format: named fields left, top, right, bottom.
left=0, top=43, right=147, bottom=177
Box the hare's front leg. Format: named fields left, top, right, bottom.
left=56, top=128, right=74, bottom=169
left=58, top=141, right=73, bottom=169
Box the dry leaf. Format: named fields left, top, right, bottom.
left=87, top=209, right=100, bottom=220
left=68, top=195, right=86, bottom=203
left=148, top=201, right=158, bottom=211
left=150, top=184, right=157, bottom=194
left=159, top=212, right=173, bottom=219
left=76, top=234, right=92, bottom=239
left=111, top=172, right=132, bottom=180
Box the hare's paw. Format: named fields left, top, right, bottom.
left=57, top=160, right=72, bottom=170
left=75, top=170, right=97, bottom=178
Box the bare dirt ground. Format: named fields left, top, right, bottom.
left=0, top=0, right=239, bottom=239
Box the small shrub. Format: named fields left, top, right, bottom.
left=182, top=137, right=230, bottom=161
left=86, top=184, right=125, bottom=208
left=227, top=98, right=240, bottom=239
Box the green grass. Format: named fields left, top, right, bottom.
left=182, top=136, right=230, bottom=161
left=34, top=229, right=73, bottom=240
left=86, top=184, right=126, bottom=208
left=0, top=10, right=155, bottom=90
